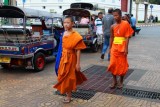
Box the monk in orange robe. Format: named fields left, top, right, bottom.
left=53, top=16, right=87, bottom=103
left=108, top=9, right=133, bottom=89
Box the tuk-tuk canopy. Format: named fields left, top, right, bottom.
left=63, top=8, right=98, bottom=17
left=0, top=5, right=62, bottom=18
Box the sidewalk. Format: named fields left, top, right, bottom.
left=1, top=26, right=160, bottom=107
left=50, top=26, right=160, bottom=107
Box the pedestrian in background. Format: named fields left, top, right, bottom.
left=54, top=16, right=87, bottom=103
left=131, top=14, right=136, bottom=36
left=101, top=8, right=114, bottom=60
left=80, top=16, right=89, bottom=24
left=108, top=9, right=133, bottom=89
left=155, top=15, right=158, bottom=22
left=123, top=14, right=131, bottom=24
left=95, top=12, right=103, bottom=46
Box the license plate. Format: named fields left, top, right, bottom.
left=0, top=57, right=11, bottom=63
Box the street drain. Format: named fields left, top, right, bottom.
left=122, top=88, right=160, bottom=100
left=54, top=65, right=134, bottom=100
left=55, top=89, right=96, bottom=100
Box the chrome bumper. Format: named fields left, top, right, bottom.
left=0, top=53, right=34, bottom=59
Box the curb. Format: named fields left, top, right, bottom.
left=137, top=24, right=160, bottom=27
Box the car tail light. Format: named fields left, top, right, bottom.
left=18, top=59, right=23, bottom=65
left=11, top=59, right=23, bottom=66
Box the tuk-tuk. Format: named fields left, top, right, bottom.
left=63, top=4, right=100, bottom=52
left=0, top=5, right=63, bottom=71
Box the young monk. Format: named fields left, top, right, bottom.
left=108, top=9, right=133, bottom=89
left=53, top=16, right=87, bottom=103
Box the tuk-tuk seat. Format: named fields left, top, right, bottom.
left=43, top=30, right=51, bottom=36
left=0, top=29, right=6, bottom=43
left=73, top=24, right=90, bottom=36
left=73, top=24, right=90, bottom=28
left=5, top=28, right=26, bottom=43
left=5, top=28, right=24, bottom=34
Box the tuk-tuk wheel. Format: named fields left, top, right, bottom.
left=33, top=52, right=46, bottom=71
left=92, top=42, right=99, bottom=52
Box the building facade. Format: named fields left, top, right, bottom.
left=16, top=0, right=131, bottom=15
left=2, top=0, right=160, bottom=21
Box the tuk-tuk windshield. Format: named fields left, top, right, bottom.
left=30, top=17, right=63, bottom=28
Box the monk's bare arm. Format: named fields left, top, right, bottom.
left=76, top=50, right=80, bottom=64
left=125, top=38, right=129, bottom=55
left=76, top=50, right=81, bottom=71
left=109, top=25, right=114, bottom=50
left=125, top=24, right=131, bottom=54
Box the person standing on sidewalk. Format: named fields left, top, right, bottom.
left=101, top=8, right=114, bottom=60
left=95, top=12, right=103, bottom=46
left=108, top=9, right=133, bottom=89
left=131, top=14, right=136, bottom=36
left=54, top=16, right=87, bottom=103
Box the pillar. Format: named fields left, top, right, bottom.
left=135, top=1, right=139, bottom=23
left=144, top=3, right=149, bottom=23
left=121, top=0, right=128, bottom=12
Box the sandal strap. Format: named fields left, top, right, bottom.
left=63, top=99, right=71, bottom=103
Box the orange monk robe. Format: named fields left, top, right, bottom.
left=108, top=20, right=133, bottom=76
left=54, top=31, right=87, bottom=94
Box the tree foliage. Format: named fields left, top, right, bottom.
left=149, top=0, right=160, bottom=4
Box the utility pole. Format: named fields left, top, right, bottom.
left=135, top=0, right=149, bottom=24
left=144, top=0, right=149, bottom=24
left=129, top=0, right=133, bottom=14
left=22, top=0, right=26, bottom=9
left=135, top=0, right=140, bottom=23
left=10, top=0, right=17, bottom=6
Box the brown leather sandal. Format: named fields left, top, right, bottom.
left=63, top=98, right=72, bottom=103
left=109, top=83, right=117, bottom=89
left=117, top=83, right=123, bottom=89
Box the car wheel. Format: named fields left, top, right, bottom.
left=33, top=52, right=45, bottom=72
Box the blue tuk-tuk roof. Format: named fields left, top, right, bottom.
left=0, top=5, right=61, bottom=18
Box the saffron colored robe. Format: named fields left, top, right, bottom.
left=54, top=31, right=87, bottom=94
left=108, top=20, right=133, bottom=76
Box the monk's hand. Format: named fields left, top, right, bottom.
left=76, top=64, right=81, bottom=72
left=109, top=48, right=111, bottom=54
left=124, top=49, right=128, bottom=55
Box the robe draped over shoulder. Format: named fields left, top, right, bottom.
left=53, top=31, right=87, bottom=94
left=55, top=33, right=63, bottom=76
left=107, top=21, right=133, bottom=76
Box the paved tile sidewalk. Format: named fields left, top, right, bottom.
left=1, top=26, right=160, bottom=107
